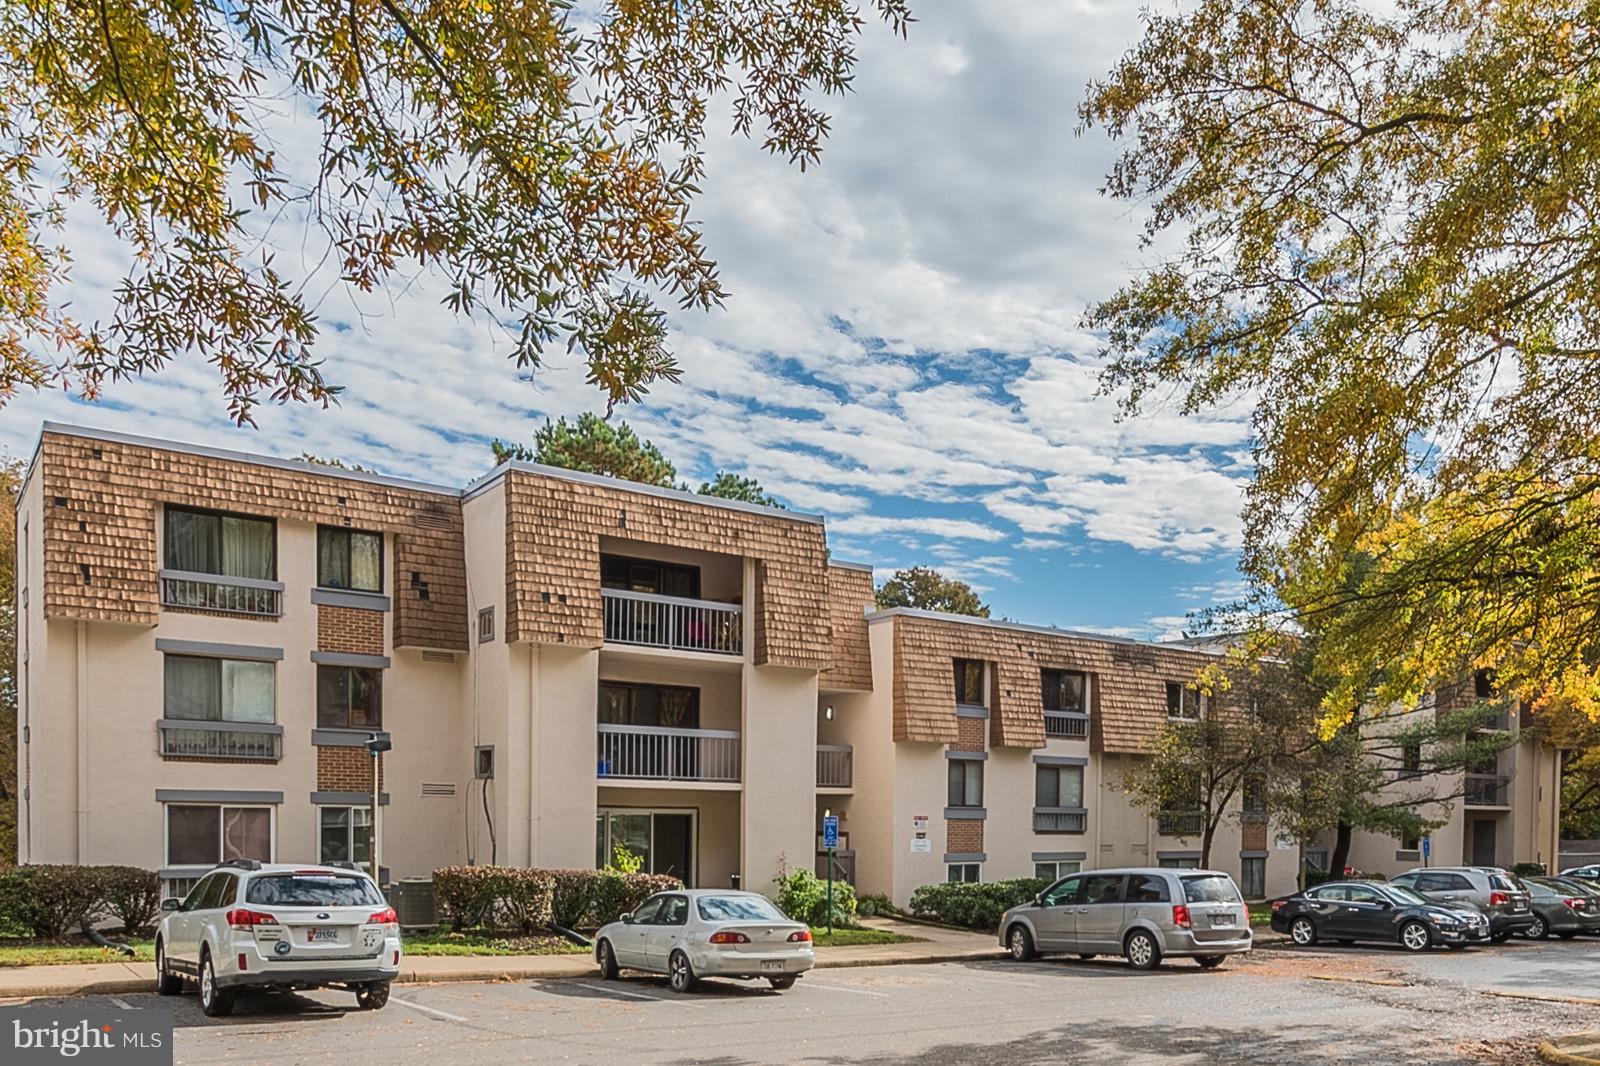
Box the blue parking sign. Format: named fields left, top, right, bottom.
left=1421, top=835, right=1431, bottom=859
left=822, top=814, right=839, bottom=850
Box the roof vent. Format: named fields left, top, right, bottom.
left=413, top=504, right=454, bottom=530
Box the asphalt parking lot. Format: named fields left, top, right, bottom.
left=6, top=938, right=1597, bottom=1065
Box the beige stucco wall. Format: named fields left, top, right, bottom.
left=461, top=483, right=513, bottom=867
left=741, top=660, right=818, bottom=895
left=528, top=643, right=601, bottom=868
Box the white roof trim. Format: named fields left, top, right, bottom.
left=863, top=606, right=1224, bottom=656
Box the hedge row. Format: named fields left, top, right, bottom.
left=433, top=867, right=682, bottom=932
left=907, top=878, right=1049, bottom=931
left=0, top=865, right=163, bottom=938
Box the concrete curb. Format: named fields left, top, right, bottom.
left=1539, top=1033, right=1600, bottom=1066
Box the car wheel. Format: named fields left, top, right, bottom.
left=1526, top=915, right=1548, bottom=940
left=667, top=950, right=697, bottom=994
left=767, top=976, right=797, bottom=991
left=597, top=939, right=620, bottom=980
left=1289, top=917, right=1318, bottom=947
left=154, top=939, right=182, bottom=996
left=1124, top=929, right=1161, bottom=971
left=1399, top=921, right=1432, bottom=953
left=1195, top=955, right=1226, bottom=970
left=198, top=950, right=234, bottom=1018
left=1007, top=924, right=1036, bottom=962
left=355, top=981, right=390, bottom=1010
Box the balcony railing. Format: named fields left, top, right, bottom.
left=601, top=588, right=742, bottom=656
left=1158, top=811, right=1205, bottom=836
left=1033, top=807, right=1088, bottom=833
left=158, top=719, right=283, bottom=761
left=1465, top=773, right=1511, bottom=807
left=597, top=723, right=741, bottom=783
left=1044, top=711, right=1089, bottom=739
left=160, top=569, right=283, bottom=617
left=817, top=744, right=853, bottom=789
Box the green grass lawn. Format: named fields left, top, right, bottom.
left=1248, top=902, right=1276, bottom=927
left=0, top=939, right=155, bottom=967
left=401, top=931, right=589, bottom=957
left=809, top=926, right=924, bottom=947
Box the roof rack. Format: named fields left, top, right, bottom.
left=213, top=859, right=263, bottom=872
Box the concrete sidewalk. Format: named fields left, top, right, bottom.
left=0, top=918, right=1001, bottom=1000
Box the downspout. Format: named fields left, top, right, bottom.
left=75, top=620, right=88, bottom=863
left=529, top=642, right=537, bottom=866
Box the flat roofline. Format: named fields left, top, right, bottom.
left=830, top=558, right=875, bottom=573
left=864, top=606, right=1223, bottom=656
left=37, top=422, right=462, bottom=497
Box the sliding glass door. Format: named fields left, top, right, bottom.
left=596, top=808, right=696, bottom=886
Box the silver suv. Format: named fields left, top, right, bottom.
left=1388, top=866, right=1534, bottom=942
left=999, top=867, right=1252, bottom=970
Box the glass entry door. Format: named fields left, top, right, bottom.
left=596, top=808, right=697, bottom=886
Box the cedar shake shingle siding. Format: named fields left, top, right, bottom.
left=884, top=611, right=1220, bottom=753
left=820, top=563, right=875, bottom=691
left=500, top=468, right=830, bottom=668
left=36, top=429, right=467, bottom=649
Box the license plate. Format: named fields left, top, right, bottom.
left=306, top=929, right=340, bottom=943
left=761, top=960, right=784, bottom=973
left=1209, top=914, right=1234, bottom=927
left=1512, top=902, right=1526, bottom=912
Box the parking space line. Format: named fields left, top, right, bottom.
left=390, top=996, right=470, bottom=1023
left=570, top=981, right=669, bottom=1002
left=801, top=981, right=890, bottom=998
left=110, top=998, right=140, bottom=1010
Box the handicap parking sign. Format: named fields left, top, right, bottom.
left=822, top=814, right=839, bottom=850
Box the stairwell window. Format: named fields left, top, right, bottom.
left=1399, top=740, right=1423, bottom=780
left=947, top=759, right=984, bottom=808
left=954, top=659, right=986, bottom=708
left=317, top=665, right=383, bottom=729
left=318, top=526, right=383, bottom=592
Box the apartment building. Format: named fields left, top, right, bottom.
left=13, top=424, right=1563, bottom=904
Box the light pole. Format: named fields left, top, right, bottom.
left=365, top=733, right=392, bottom=887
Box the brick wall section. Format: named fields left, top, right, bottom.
left=501, top=469, right=831, bottom=669
left=955, top=715, right=986, bottom=753
left=36, top=430, right=468, bottom=649
left=888, top=613, right=1222, bottom=753
left=1242, top=821, right=1268, bottom=851
left=317, top=604, right=385, bottom=656
left=947, top=818, right=984, bottom=854
left=819, top=564, right=875, bottom=691
left=317, top=747, right=383, bottom=792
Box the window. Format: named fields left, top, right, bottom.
left=1159, top=856, right=1201, bottom=870
left=478, top=606, right=495, bottom=643
left=317, top=526, right=383, bottom=592
left=165, top=805, right=271, bottom=867
left=1041, top=669, right=1087, bottom=713
left=1081, top=874, right=1125, bottom=904
left=954, top=659, right=986, bottom=707
left=1474, top=670, right=1495, bottom=699
left=165, top=506, right=275, bottom=579
left=1241, top=857, right=1266, bottom=899
left=1127, top=874, right=1170, bottom=902
left=316, top=665, right=383, bottom=729
left=598, top=682, right=699, bottom=727
left=1165, top=681, right=1203, bottom=719
left=1041, top=876, right=1081, bottom=906
left=600, top=554, right=700, bottom=598
left=318, top=807, right=373, bottom=866
left=1035, top=764, right=1084, bottom=809
left=1399, top=740, right=1423, bottom=779
left=163, top=655, right=275, bottom=723
left=1400, top=832, right=1420, bottom=851
left=1242, top=775, right=1267, bottom=820
left=947, top=759, right=983, bottom=807
left=947, top=863, right=981, bottom=883
left=1034, top=859, right=1082, bottom=882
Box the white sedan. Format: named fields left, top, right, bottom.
left=594, top=889, right=815, bottom=993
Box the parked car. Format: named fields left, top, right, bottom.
left=1268, top=880, right=1488, bottom=951
left=1387, top=866, right=1535, bottom=942
left=998, top=868, right=1252, bottom=971
left=155, top=861, right=401, bottom=1016
left=1522, top=877, right=1600, bottom=939
left=593, top=890, right=815, bottom=993
left=1560, top=864, right=1600, bottom=884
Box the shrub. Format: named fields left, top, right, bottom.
left=433, top=867, right=506, bottom=932
left=97, top=866, right=162, bottom=935
left=592, top=872, right=682, bottom=928
left=856, top=893, right=893, bottom=919
left=0, top=866, right=105, bottom=938
left=498, top=869, right=555, bottom=932
left=774, top=867, right=856, bottom=927
left=548, top=869, right=605, bottom=930
left=434, top=867, right=684, bottom=932
left=1511, top=862, right=1547, bottom=878
left=907, top=878, right=1048, bottom=931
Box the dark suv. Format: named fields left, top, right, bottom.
left=1388, top=867, right=1534, bottom=942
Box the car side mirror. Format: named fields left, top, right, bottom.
left=160, top=898, right=181, bottom=912
left=620, top=912, right=634, bottom=925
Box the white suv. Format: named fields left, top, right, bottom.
left=154, top=861, right=402, bottom=1016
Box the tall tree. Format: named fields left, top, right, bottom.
left=874, top=566, right=989, bottom=617
left=0, top=1, right=911, bottom=422
left=1081, top=0, right=1600, bottom=727
left=698, top=472, right=784, bottom=509
left=0, top=458, right=20, bottom=861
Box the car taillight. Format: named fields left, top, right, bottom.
left=226, top=909, right=279, bottom=930
left=1565, top=898, right=1583, bottom=910
left=787, top=929, right=812, bottom=943
left=709, top=931, right=750, bottom=944
left=1489, top=891, right=1509, bottom=907
left=367, top=907, right=398, bottom=925
left=1270, top=899, right=1286, bottom=912
left=1172, top=904, right=1192, bottom=929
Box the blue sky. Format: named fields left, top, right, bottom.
left=0, top=1, right=1253, bottom=640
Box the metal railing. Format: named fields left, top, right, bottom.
left=596, top=723, right=741, bottom=783
left=158, top=719, right=283, bottom=761
left=1033, top=808, right=1088, bottom=833
left=817, top=744, right=853, bottom=788
left=601, top=588, right=742, bottom=655
left=160, top=569, right=283, bottom=617
left=1465, top=773, right=1511, bottom=806
left=1044, top=711, right=1090, bottom=739
left=1158, top=811, right=1205, bottom=836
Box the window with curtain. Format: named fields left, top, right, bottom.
left=164, top=655, right=275, bottom=723
left=1035, top=764, right=1084, bottom=808
left=596, top=682, right=700, bottom=727
left=165, top=506, right=274, bottom=579
left=1042, top=669, right=1087, bottom=713
left=947, top=759, right=983, bottom=807
left=954, top=659, right=985, bottom=706
left=319, top=807, right=373, bottom=865
left=317, top=665, right=383, bottom=728
left=166, top=805, right=271, bottom=865
left=318, top=527, right=383, bottom=592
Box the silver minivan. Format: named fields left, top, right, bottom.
left=998, top=867, right=1253, bottom=970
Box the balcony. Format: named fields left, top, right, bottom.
left=1033, top=807, right=1088, bottom=833
left=158, top=719, right=283, bottom=761
left=1158, top=811, right=1205, bottom=836
left=1465, top=773, right=1510, bottom=807
left=601, top=588, right=741, bottom=656
left=1044, top=711, right=1089, bottom=739
left=160, top=569, right=283, bottom=617
left=817, top=744, right=853, bottom=789
left=596, top=724, right=741, bottom=783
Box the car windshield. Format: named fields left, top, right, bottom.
left=696, top=895, right=786, bottom=922
left=1180, top=874, right=1240, bottom=903
left=1384, top=886, right=1430, bottom=906
left=244, top=874, right=383, bottom=907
